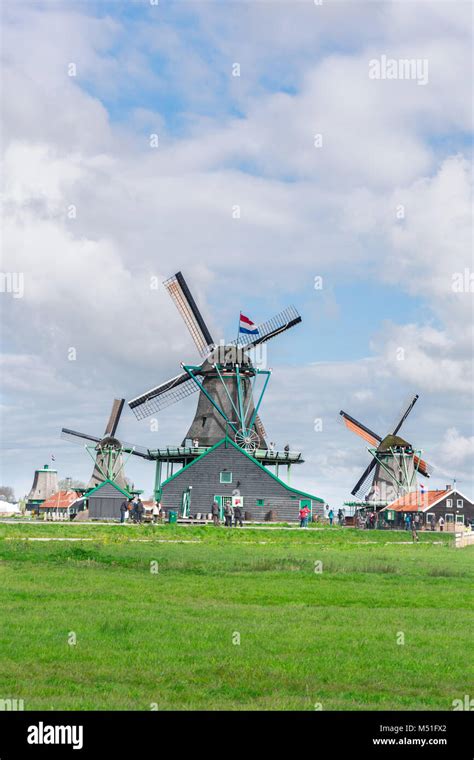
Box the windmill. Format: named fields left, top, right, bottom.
left=61, top=398, right=151, bottom=490
left=340, top=394, right=433, bottom=504
left=128, top=271, right=302, bottom=451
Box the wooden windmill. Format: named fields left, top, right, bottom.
left=340, top=394, right=433, bottom=504
left=129, top=271, right=302, bottom=452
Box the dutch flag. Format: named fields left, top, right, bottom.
left=239, top=313, right=259, bottom=335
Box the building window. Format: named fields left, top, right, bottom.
left=256, top=499, right=264, bottom=506
left=220, top=471, right=232, bottom=484
left=445, top=514, right=454, bottom=523
left=456, top=515, right=464, bottom=524
left=426, top=512, right=435, bottom=523
left=446, top=499, right=453, bottom=508
left=457, top=499, right=463, bottom=508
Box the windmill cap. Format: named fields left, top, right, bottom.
left=378, top=434, right=412, bottom=451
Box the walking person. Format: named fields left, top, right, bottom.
left=328, top=508, right=334, bottom=526
left=119, top=498, right=129, bottom=524
left=211, top=500, right=220, bottom=526
left=234, top=504, right=243, bottom=527
left=224, top=502, right=233, bottom=527
left=438, top=516, right=445, bottom=532
left=136, top=497, right=144, bottom=524
left=152, top=502, right=160, bottom=524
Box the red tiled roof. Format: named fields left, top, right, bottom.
left=386, top=490, right=449, bottom=512
left=39, top=491, right=82, bottom=509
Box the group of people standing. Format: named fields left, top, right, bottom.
left=119, top=497, right=164, bottom=524
left=211, top=500, right=243, bottom=527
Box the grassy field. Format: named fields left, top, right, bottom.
left=0, top=521, right=472, bottom=711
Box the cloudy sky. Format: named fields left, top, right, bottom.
left=1, top=0, right=472, bottom=506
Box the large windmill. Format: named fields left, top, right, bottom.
left=340, top=394, right=432, bottom=504
left=61, top=398, right=151, bottom=490
left=129, top=271, right=302, bottom=451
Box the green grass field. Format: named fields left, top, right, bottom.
left=0, top=522, right=472, bottom=711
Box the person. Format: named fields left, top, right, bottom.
left=192, top=438, right=199, bottom=448
left=430, top=515, right=435, bottom=531
left=130, top=498, right=138, bottom=523
left=438, top=516, right=445, bottom=532
left=299, top=506, right=309, bottom=528
left=411, top=523, right=419, bottom=542
left=234, top=504, right=243, bottom=527
left=136, top=497, right=144, bottom=524
left=211, top=500, right=220, bottom=527
left=119, top=498, right=129, bottom=524
left=328, top=508, right=334, bottom=526
left=224, top=502, right=233, bottom=527
left=284, top=443, right=290, bottom=453
left=152, top=502, right=160, bottom=524
left=405, top=513, right=411, bottom=531
left=337, top=508, right=344, bottom=526
left=414, top=513, right=421, bottom=531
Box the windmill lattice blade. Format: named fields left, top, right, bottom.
left=128, top=372, right=199, bottom=420
left=339, top=411, right=382, bottom=447
left=104, top=398, right=125, bottom=437
left=117, top=440, right=153, bottom=460
left=392, top=394, right=419, bottom=436
left=254, top=414, right=267, bottom=441
left=414, top=455, right=432, bottom=478
left=164, top=272, right=214, bottom=357
left=351, top=457, right=377, bottom=498
left=231, top=306, right=301, bottom=349
left=61, top=429, right=102, bottom=446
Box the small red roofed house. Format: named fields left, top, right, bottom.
left=39, top=490, right=85, bottom=519
left=384, top=486, right=474, bottom=529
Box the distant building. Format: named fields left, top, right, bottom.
left=160, top=438, right=325, bottom=521
left=86, top=479, right=130, bottom=520
left=39, top=490, right=85, bottom=519
left=26, top=464, right=59, bottom=510
left=384, top=486, right=474, bottom=528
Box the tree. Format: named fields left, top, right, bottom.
left=0, top=486, right=15, bottom=502
left=58, top=478, right=86, bottom=490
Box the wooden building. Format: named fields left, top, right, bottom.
left=160, top=438, right=325, bottom=521
left=86, top=479, right=130, bottom=519
left=384, top=486, right=474, bottom=528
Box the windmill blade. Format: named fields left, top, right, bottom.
left=61, top=428, right=102, bottom=446
left=231, top=305, right=301, bottom=349
left=339, top=411, right=382, bottom=448
left=116, top=440, right=153, bottom=460
left=129, top=371, right=199, bottom=420
left=414, top=454, right=432, bottom=478
left=164, top=271, right=214, bottom=357
left=104, top=398, right=125, bottom=437
left=351, top=457, right=377, bottom=498
left=254, top=414, right=267, bottom=441
left=392, top=394, right=419, bottom=436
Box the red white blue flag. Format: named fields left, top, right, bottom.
left=239, top=313, right=258, bottom=335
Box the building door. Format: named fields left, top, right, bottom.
left=299, top=498, right=312, bottom=516
left=181, top=488, right=191, bottom=517
left=214, top=495, right=232, bottom=520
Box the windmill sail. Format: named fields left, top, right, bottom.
left=232, top=306, right=301, bottom=349
left=129, top=372, right=199, bottom=419
left=164, top=271, right=214, bottom=357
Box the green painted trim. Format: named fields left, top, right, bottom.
left=85, top=479, right=130, bottom=499
left=160, top=438, right=325, bottom=503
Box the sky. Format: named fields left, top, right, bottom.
left=0, top=0, right=473, bottom=507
